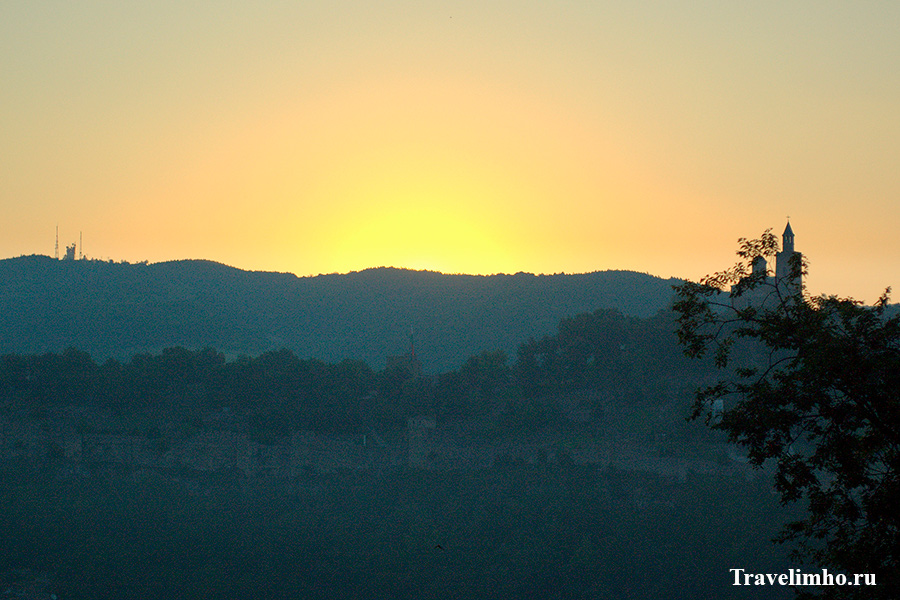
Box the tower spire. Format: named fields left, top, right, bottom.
left=782, top=219, right=794, bottom=254
left=775, top=218, right=801, bottom=295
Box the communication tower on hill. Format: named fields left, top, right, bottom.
left=56, top=227, right=84, bottom=260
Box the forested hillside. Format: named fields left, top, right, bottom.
left=0, top=307, right=795, bottom=599
left=0, top=255, right=678, bottom=372
left=0, top=308, right=712, bottom=432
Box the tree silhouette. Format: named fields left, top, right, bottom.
left=673, top=233, right=899, bottom=598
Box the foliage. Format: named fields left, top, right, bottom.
left=673, top=232, right=899, bottom=597
left=512, top=307, right=711, bottom=414
left=0, top=301, right=717, bottom=432
left=515, top=309, right=632, bottom=394
left=0, top=293, right=801, bottom=598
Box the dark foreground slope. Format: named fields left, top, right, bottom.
left=0, top=255, right=678, bottom=371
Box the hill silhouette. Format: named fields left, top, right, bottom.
left=0, top=255, right=678, bottom=371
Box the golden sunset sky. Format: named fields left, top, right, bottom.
left=2, top=2, right=897, bottom=302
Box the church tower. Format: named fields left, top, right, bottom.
left=775, top=220, right=802, bottom=294
left=781, top=221, right=794, bottom=254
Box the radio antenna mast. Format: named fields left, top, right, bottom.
left=55, top=225, right=59, bottom=259
left=79, top=231, right=83, bottom=260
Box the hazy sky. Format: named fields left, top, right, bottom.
left=2, top=1, right=897, bottom=302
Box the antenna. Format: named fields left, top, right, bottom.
left=55, top=225, right=59, bottom=260
left=79, top=231, right=83, bottom=260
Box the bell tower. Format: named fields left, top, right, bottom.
left=781, top=220, right=794, bottom=254
left=775, top=220, right=802, bottom=294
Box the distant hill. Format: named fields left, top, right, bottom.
left=0, top=255, right=679, bottom=372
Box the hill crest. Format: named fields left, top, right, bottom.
left=0, top=255, right=679, bottom=371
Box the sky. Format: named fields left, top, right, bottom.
left=2, top=1, right=898, bottom=303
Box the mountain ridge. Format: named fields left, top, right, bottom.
left=0, top=254, right=680, bottom=371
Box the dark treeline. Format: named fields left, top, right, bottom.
left=1, top=308, right=792, bottom=599
left=0, top=347, right=375, bottom=434
left=0, top=309, right=712, bottom=432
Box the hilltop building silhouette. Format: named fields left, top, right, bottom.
left=56, top=228, right=84, bottom=260
left=775, top=221, right=801, bottom=289
left=733, top=221, right=803, bottom=308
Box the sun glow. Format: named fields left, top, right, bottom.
left=103, top=72, right=664, bottom=278
left=276, top=74, right=605, bottom=275
left=307, top=147, right=519, bottom=274
left=328, top=202, right=512, bottom=274
left=3, top=3, right=898, bottom=302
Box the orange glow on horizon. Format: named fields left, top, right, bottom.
left=4, top=3, right=897, bottom=303
left=110, top=74, right=639, bottom=277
